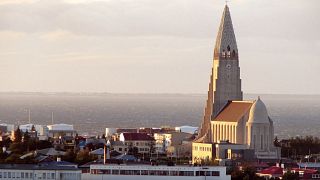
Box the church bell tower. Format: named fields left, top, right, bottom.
left=212, top=4, right=243, bottom=117
left=196, top=5, right=242, bottom=142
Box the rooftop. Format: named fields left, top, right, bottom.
left=214, top=101, right=253, bottom=122
left=0, top=163, right=80, bottom=171
left=121, top=133, right=154, bottom=141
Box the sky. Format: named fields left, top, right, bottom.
left=0, top=0, right=319, bottom=94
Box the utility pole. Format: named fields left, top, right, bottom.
left=28, top=109, right=31, bottom=124
left=51, top=112, right=54, bottom=125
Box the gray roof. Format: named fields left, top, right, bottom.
left=111, top=141, right=125, bottom=146
left=37, top=148, right=66, bottom=156
left=90, top=148, right=104, bottom=155
left=0, top=164, right=80, bottom=171
left=114, top=154, right=137, bottom=161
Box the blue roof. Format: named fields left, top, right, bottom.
left=90, top=148, right=104, bottom=155
left=114, top=154, right=137, bottom=161
left=39, top=160, right=78, bottom=168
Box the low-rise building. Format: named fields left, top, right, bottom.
left=111, top=141, right=127, bottom=154
left=192, top=142, right=214, bottom=164
left=119, top=133, right=155, bottom=155
left=83, top=164, right=231, bottom=180
left=0, top=162, right=81, bottom=180
left=47, top=124, right=77, bottom=150
left=154, top=131, right=193, bottom=158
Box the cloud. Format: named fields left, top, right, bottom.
left=0, top=0, right=319, bottom=93
left=0, top=0, right=39, bottom=5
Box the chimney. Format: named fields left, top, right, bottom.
left=104, top=140, right=111, bottom=164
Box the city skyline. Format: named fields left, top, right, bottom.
left=0, top=0, right=319, bottom=94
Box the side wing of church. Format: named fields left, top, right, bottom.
left=193, top=5, right=280, bottom=165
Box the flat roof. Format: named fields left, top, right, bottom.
left=0, top=164, right=80, bottom=171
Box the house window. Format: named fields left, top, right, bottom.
left=119, top=148, right=122, bottom=151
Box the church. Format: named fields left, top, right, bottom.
left=192, top=5, right=280, bottom=164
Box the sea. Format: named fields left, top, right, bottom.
left=0, top=93, right=319, bottom=139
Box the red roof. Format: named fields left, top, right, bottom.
left=122, top=133, right=154, bottom=141
left=291, top=168, right=318, bottom=174
left=259, top=166, right=283, bottom=175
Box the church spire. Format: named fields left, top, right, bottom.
left=214, top=5, right=238, bottom=60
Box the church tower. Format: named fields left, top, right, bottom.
left=212, top=4, right=243, bottom=117
left=196, top=5, right=242, bottom=142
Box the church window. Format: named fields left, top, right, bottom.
left=232, top=50, right=236, bottom=57
left=227, top=46, right=231, bottom=58
left=222, top=50, right=226, bottom=58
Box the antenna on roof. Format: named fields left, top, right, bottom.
left=51, top=112, right=54, bottom=125
left=28, top=109, right=31, bottom=124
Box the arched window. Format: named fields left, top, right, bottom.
left=232, top=50, right=236, bottom=57
left=222, top=49, right=226, bottom=58
left=227, top=46, right=231, bottom=58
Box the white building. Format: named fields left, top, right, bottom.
left=82, top=164, right=230, bottom=180
left=0, top=124, right=14, bottom=133
left=19, top=124, right=49, bottom=138
left=47, top=124, right=77, bottom=150
left=154, top=132, right=193, bottom=156
left=47, top=123, right=74, bottom=131
left=0, top=163, right=81, bottom=180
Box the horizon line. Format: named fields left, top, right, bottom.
left=0, top=91, right=319, bottom=96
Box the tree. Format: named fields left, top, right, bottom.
left=63, top=149, right=76, bottom=163
left=231, top=166, right=265, bottom=180
left=282, top=171, right=299, bottom=180
left=31, top=125, right=36, bottom=132
left=149, top=141, right=156, bottom=155
left=14, top=127, right=22, bottom=143
left=75, top=149, right=94, bottom=165
left=23, top=131, right=30, bottom=143
left=128, top=146, right=139, bottom=156
left=274, top=136, right=280, bottom=147
left=23, top=131, right=31, bottom=152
